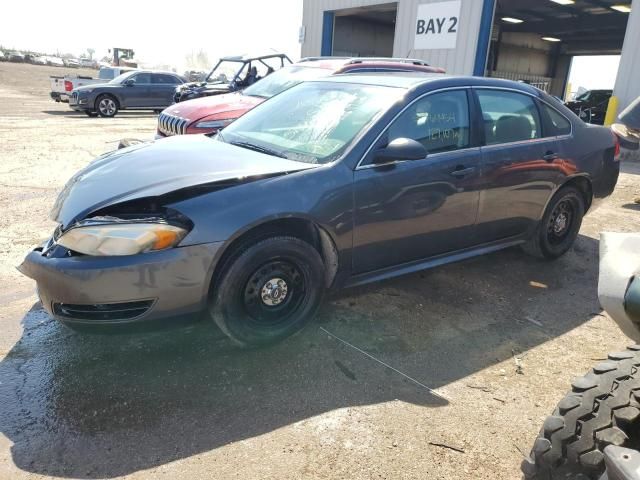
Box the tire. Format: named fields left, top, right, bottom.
left=209, top=236, right=325, bottom=347
left=522, top=346, right=640, bottom=479
left=96, top=95, right=118, bottom=118
left=522, top=186, right=585, bottom=259
left=84, top=110, right=98, bottom=117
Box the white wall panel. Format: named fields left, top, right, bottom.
left=301, top=0, right=486, bottom=75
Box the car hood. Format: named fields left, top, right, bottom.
left=51, top=135, right=318, bottom=228
left=178, top=81, right=230, bottom=91
left=163, top=92, right=264, bottom=123
left=565, top=101, right=585, bottom=109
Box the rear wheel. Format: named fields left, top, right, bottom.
left=96, top=95, right=118, bottom=118
left=522, top=347, right=640, bottom=479
left=522, top=186, right=585, bottom=259
left=209, top=236, right=325, bottom=347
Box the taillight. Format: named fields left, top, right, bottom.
left=612, top=130, right=621, bottom=159
left=64, top=80, right=73, bottom=92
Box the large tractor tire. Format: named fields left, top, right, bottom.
left=522, top=346, right=640, bottom=479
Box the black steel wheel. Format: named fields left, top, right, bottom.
left=209, top=236, right=325, bottom=347
left=96, top=95, right=118, bottom=118
left=523, top=186, right=585, bottom=259
left=547, top=199, right=575, bottom=246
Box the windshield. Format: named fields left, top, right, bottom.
left=206, top=60, right=245, bottom=83
left=218, top=82, right=401, bottom=164
left=109, top=71, right=136, bottom=84
left=243, top=65, right=333, bottom=99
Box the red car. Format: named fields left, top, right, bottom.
left=156, top=57, right=445, bottom=137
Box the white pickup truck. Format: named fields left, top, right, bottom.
left=49, top=66, right=135, bottom=103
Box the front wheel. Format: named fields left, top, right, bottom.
left=522, top=186, right=585, bottom=259
left=96, top=95, right=118, bottom=118
left=209, top=237, right=325, bottom=347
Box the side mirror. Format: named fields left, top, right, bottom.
left=124, top=78, right=136, bottom=86
left=373, top=138, right=427, bottom=164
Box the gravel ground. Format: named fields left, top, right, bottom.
left=0, top=61, right=639, bottom=480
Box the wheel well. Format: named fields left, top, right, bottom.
left=210, top=218, right=339, bottom=294
left=563, top=176, right=593, bottom=212
left=95, top=93, right=119, bottom=109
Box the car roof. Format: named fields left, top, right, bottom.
left=131, top=70, right=180, bottom=76
left=312, top=72, right=547, bottom=96
left=220, top=53, right=289, bottom=62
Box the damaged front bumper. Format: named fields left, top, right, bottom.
left=18, top=241, right=222, bottom=326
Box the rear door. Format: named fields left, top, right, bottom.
left=150, top=74, right=182, bottom=107
left=352, top=88, right=482, bottom=274
left=474, top=88, right=564, bottom=243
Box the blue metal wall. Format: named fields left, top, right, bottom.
left=473, top=0, right=496, bottom=76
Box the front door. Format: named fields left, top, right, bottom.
left=352, top=89, right=481, bottom=274
left=124, top=72, right=153, bottom=108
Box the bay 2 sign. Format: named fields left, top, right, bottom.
left=414, top=0, right=462, bottom=50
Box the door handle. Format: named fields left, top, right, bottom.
left=543, top=151, right=559, bottom=162
left=450, top=166, right=476, bottom=177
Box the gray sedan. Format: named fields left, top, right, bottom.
left=20, top=74, right=620, bottom=346
left=70, top=70, right=185, bottom=117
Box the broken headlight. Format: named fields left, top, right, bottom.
left=56, top=222, right=187, bottom=256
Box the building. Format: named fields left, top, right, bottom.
left=300, top=0, right=638, bottom=116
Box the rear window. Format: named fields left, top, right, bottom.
left=98, top=68, right=116, bottom=80
left=153, top=74, right=181, bottom=85
left=541, top=103, right=571, bottom=137
left=477, top=90, right=541, bottom=145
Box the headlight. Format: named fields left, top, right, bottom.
left=194, top=118, right=234, bottom=129
left=57, top=223, right=188, bottom=256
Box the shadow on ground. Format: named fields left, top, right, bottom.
left=0, top=235, right=601, bottom=478
left=41, top=110, right=158, bottom=118
left=622, top=203, right=640, bottom=211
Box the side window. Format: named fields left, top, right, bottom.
left=153, top=74, right=180, bottom=85
left=540, top=103, right=571, bottom=136
left=477, top=90, right=541, bottom=145
left=132, top=73, right=151, bottom=84
left=386, top=90, right=470, bottom=155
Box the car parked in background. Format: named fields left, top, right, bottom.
left=70, top=70, right=185, bottom=117
left=565, top=89, right=612, bottom=125
left=158, top=57, right=446, bottom=137
left=50, top=66, right=137, bottom=102
left=32, top=56, right=48, bottom=65
left=79, top=58, right=97, bottom=69
left=20, top=74, right=620, bottom=347
left=46, top=56, right=65, bottom=67
left=173, top=53, right=292, bottom=103
left=8, top=52, right=25, bottom=62
left=63, top=58, right=80, bottom=68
